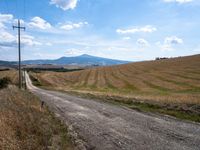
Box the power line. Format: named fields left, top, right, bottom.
left=4, top=0, right=27, bottom=89
left=14, top=0, right=18, bottom=19
left=2, top=0, right=8, bottom=13
left=13, top=20, right=26, bottom=89
left=16, top=0, right=19, bottom=18
left=23, top=0, right=26, bottom=21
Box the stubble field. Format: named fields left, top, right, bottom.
left=30, top=54, right=200, bottom=104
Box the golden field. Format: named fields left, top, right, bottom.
left=30, top=55, right=200, bottom=104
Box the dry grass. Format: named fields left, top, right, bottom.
left=0, top=85, right=74, bottom=150
left=0, top=70, right=18, bottom=84
left=30, top=54, right=200, bottom=104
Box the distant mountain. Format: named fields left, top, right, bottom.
left=22, top=54, right=130, bottom=66
left=0, top=60, right=17, bottom=66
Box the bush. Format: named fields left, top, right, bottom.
left=0, top=77, right=11, bottom=89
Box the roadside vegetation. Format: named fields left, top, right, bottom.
left=0, top=71, right=74, bottom=150
left=60, top=90, right=200, bottom=122
left=29, top=54, right=200, bottom=122
left=0, top=77, right=11, bottom=89
left=0, top=70, right=18, bottom=85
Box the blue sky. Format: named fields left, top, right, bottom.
left=0, top=0, right=200, bottom=61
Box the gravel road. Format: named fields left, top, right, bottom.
left=26, top=72, right=200, bottom=150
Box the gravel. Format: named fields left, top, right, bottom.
left=26, top=72, right=200, bottom=150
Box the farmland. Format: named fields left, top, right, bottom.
left=30, top=54, right=200, bottom=104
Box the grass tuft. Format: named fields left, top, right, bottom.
left=0, top=77, right=11, bottom=89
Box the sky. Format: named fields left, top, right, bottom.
left=0, top=0, right=200, bottom=61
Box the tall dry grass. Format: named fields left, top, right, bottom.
left=0, top=70, right=18, bottom=84
left=0, top=85, right=73, bottom=149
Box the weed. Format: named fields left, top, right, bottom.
left=0, top=77, right=11, bottom=89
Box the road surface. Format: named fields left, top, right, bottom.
left=25, top=72, right=200, bottom=150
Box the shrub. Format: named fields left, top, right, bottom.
left=0, top=77, right=11, bottom=89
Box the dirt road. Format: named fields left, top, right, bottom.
left=25, top=72, right=200, bottom=150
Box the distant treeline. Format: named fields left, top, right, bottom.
left=155, top=56, right=183, bottom=61
left=26, top=68, right=84, bottom=73
left=0, top=68, right=10, bottom=71
left=155, top=57, right=169, bottom=60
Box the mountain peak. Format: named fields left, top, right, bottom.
left=79, top=54, right=93, bottom=57
left=21, top=54, right=130, bottom=66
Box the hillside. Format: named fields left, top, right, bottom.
left=30, top=54, right=200, bottom=104
left=0, top=71, right=74, bottom=149
left=22, top=54, right=130, bottom=66
left=0, top=61, right=17, bottom=66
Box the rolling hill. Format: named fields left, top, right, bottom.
left=22, top=54, right=130, bottom=66
left=30, top=54, right=200, bottom=104
left=0, top=60, right=17, bottom=66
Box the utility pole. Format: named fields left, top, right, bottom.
left=13, top=19, right=25, bottom=89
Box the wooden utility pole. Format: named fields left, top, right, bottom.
left=13, top=19, right=25, bottom=89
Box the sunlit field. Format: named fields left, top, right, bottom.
left=30, top=54, right=200, bottom=104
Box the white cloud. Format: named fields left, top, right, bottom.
left=156, top=42, right=173, bottom=51
left=122, top=37, right=131, bottom=40
left=157, top=36, right=183, bottom=51
left=0, top=32, right=42, bottom=48
left=0, top=31, right=16, bottom=48
left=137, top=39, right=149, bottom=47
left=28, top=17, right=51, bottom=30
left=0, top=32, right=15, bottom=42
left=164, top=36, right=183, bottom=45
left=65, top=48, right=84, bottom=56
left=50, top=0, right=78, bottom=10
left=33, top=53, right=61, bottom=59
left=60, top=22, right=88, bottom=30
left=163, top=0, right=193, bottom=4
left=192, top=45, right=200, bottom=52
left=0, top=14, right=42, bottom=50
left=21, top=35, right=42, bottom=46
left=116, top=25, right=157, bottom=34
left=0, top=14, right=14, bottom=28
left=0, top=23, right=5, bottom=28
left=0, top=14, right=13, bottom=22
left=46, top=42, right=52, bottom=46
left=0, top=14, right=41, bottom=48
left=13, top=19, right=25, bottom=25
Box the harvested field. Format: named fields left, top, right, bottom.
left=30, top=54, right=200, bottom=104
